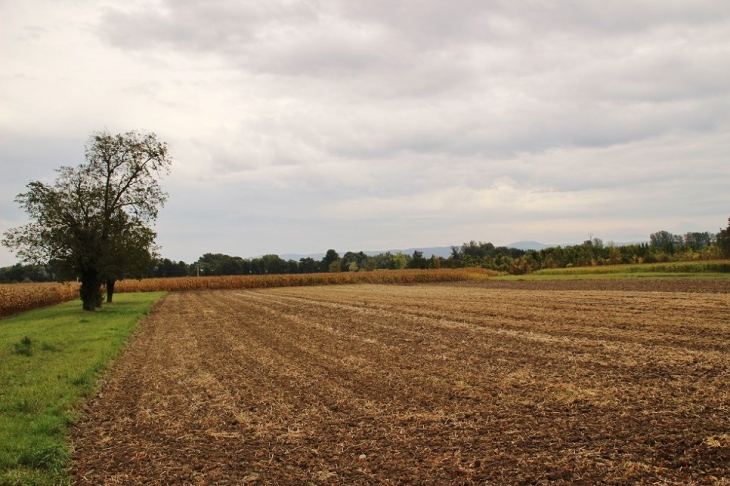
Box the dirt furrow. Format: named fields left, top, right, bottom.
left=71, top=283, right=730, bottom=485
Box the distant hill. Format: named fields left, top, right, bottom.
left=505, top=241, right=549, bottom=251
left=278, top=246, right=454, bottom=261
left=278, top=252, right=326, bottom=261
left=278, top=243, right=553, bottom=261
left=389, top=247, right=454, bottom=258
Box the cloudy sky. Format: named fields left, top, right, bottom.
left=2, top=1, right=729, bottom=266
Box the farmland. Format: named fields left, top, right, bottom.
left=0, top=269, right=496, bottom=318
left=71, top=281, right=729, bottom=484
left=0, top=293, right=164, bottom=485
left=0, top=282, right=80, bottom=319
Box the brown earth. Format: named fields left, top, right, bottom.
left=70, top=281, right=730, bottom=485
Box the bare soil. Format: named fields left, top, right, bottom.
left=71, top=281, right=730, bottom=485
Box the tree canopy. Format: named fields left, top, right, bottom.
left=718, top=218, right=730, bottom=258
left=2, top=130, right=171, bottom=310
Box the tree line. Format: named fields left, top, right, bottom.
left=144, top=223, right=730, bottom=277
left=5, top=223, right=728, bottom=283
left=446, top=226, right=730, bottom=275
left=149, top=248, right=418, bottom=278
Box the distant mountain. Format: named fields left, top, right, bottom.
left=505, top=241, right=549, bottom=251
left=391, top=247, right=454, bottom=258
left=278, top=246, right=455, bottom=261
left=246, top=239, right=655, bottom=261
left=278, top=252, right=325, bottom=261
left=279, top=243, right=552, bottom=260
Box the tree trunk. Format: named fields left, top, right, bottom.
left=79, top=269, right=102, bottom=311
left=106, top=279, right=116, bottom=303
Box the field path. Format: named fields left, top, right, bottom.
left=71, top=283, right=730, bottom=485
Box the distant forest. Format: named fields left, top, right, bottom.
left=2, top=222, right=729, bottom=283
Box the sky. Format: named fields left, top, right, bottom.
left=2, top=1, right=729, bottom=266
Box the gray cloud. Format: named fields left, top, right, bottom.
left=1, top=1, right=729, bottom=265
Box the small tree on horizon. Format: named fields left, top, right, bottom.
left=718, top=218, right=730, bottom=258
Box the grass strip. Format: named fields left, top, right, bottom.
left=525, top=260, right=730, bottom=277
left=0, top=292, right=165, bottom=485
left=496, top=272, right=730, bottom=281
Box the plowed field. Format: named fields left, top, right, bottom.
left=71, top=282, right=730, bottom=485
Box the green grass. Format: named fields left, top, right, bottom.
left=493, top=260, right=730, bottom=280
left=537, top=260, right=729, bottom=275
left=496, top=272, right=730, bottom=281
left=0, top=292, right=165, bottom=485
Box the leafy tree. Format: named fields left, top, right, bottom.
left=298, top=257, right=319, bottom=273
left=650, top=230, right=677, bottom=254
left=608, top=246, right=622, bottom=265
left=322, top=249, right=339, bottom=271
left=373, top=251, right=394, bottom=270
left=446, top=247, right=461, bottom=267
left=152, top=258, right=190, bottom=278
left=261, top=254, right=288, bottom=274
left=328, top=259, right=342, bottom=273
left=408, top=250, right=428, bottom=269
left=718, top=218, right=730, bottom=258
left=362, top=257, right=378, bottom=271
left=684, top=231, right=715, bottom=251
left=0, top=263, right=56, bottom=283
left=340, top=251, right=369, bottom=272
left=429, top=255, right=441, bottom=269
left=392, top=251, right=407, bottom=270
left=2, top=130, right=171, bottom=310
left=461, top=241, right=495, bottom=258
left=286, top=259, right=300, bottom=274
left=101, top=215, right=158, bottom=302
left=340, top=251, right=359, bottom=272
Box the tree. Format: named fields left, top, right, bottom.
left=261, top=254, right=288, bottom=274
left=2, top=130, right=171, bottom=310
left=650, top=230, right=677, bottom=254
left=322, top=249, right=339, bottom=272
left=101, top=215, right=158, bottom=302
left=392, top=251, right=407, bottom=270
left=718, top=218, right=730, bottom=258
left=341, top=251, right=361, bottom=272
left=683, top=232, right=710, bottom=252
left=298, top=257, right=319, bottom=273
left=408, top=250, right=427, bottom=269
left=362, top=257, right=377, bottom=271
left=461, top=241, right=495, bottom=258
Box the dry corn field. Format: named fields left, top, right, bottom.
left=113, top=269, right=498, bottom=292
left=71, top=281, right=730, bottom=485
left=0, top=269, right=496, bottom=318
left=0, top=282, right=80, bottom=318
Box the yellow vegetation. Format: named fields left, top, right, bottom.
left=114, top=268, right=498, bottom=292
left=0, top=282, right=80, bottom=318
left=1, top=269, right=498, bottom=317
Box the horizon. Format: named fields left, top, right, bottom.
left=2, top=2, right=729, bottom=267
left=2, top=235, right=691, bottom=268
